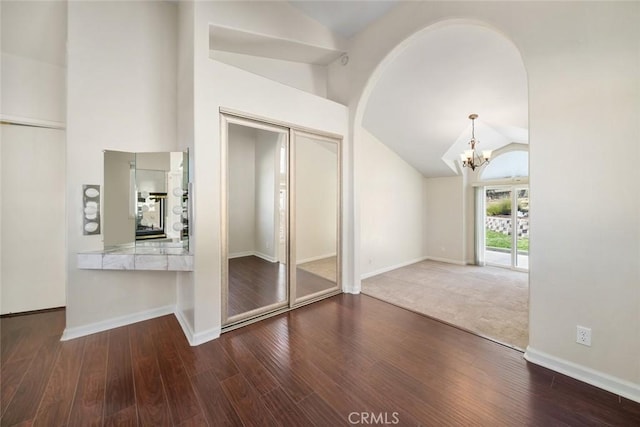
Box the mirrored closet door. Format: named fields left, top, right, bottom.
left=222, top=116, right=290, bottom=325
left=290, top=130, right=340, bottom=304
left=222, top=114, right=341, bottom=328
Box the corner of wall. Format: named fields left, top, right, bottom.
left=174, top=308, right=220, bottom=346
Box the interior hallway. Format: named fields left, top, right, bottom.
left=362, top=260, right=528, bottom=350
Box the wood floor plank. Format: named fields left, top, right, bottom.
left=103, top=405, right=137, bottom=427
left=32, top=338, right=86, bottom=427
left=191, top=370, right=243, bottom=426
left=0, top=335, right=60, bottom=426
left=1, top=355, right=33, bottom=416
left=220, top=374, right=277, bottom=427
left=296, top=392, right=345, bottom=427
left=235, top=326, right=314, bottom=403
left=162, top=316, right=214, bottom=379
left=151, top=317, right=203, bottom=425
left=193, top=339, right=239, bottom=382
left=286, top=356, right=379, bottom=421
left=176, top=413, right=208, bottom=427
left=0, top=326, right=24, bottom=367
left=363, top=359, right=472, bottom=425
left=220, top=334, right=278, bottom=395
left=259, top=387, right=315, bottom=426
left=129, top=321, right=172, bottom=426
left=103, top=327, right=135, bottom=419
left=66, top=332, right=109, bottom=427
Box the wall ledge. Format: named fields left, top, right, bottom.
left=524, top=346, right=640, bottom=404
left=77, top=252, right=194, bottom=271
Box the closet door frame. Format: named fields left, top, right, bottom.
left=220, top=109, right=343, bottom=331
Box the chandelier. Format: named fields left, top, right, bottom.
left=460, top=114, right=491, bottom=170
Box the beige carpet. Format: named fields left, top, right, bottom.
left=298, top=256, right=337, bottom=282
left=362, top=260, right=529, bottom=350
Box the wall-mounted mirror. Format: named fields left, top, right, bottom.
left=103, top=150, right=189, bottom=251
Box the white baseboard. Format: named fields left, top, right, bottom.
left=254, top=251, right=277, bottom=263
left=524, top=346, right=640, bottom=403
left=61, top=305, right=175, bottom=341
left=174, top=309, right=220, bottom=346
left=343, top=284, right=361, bottom=294
left=297, top=253, right=337, bottom=265
left=191, top=327, right=221, bottom=346
left=229, top=251, right=277, bottom=263
left=360, top=256, right=429, bottom=280
left=425, top=256, right=467, bottom=266
left=228, top=251, right=254, bottom=259
left=62, top=305, right=221, bottom=347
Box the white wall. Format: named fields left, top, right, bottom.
left=1, top=125, right=66, bottom=313
left=423, top=176, right=466, bottom=264
left=254, top=130, right=279, bottom=261
left=228, top=124, right=256, bottom=256
left=210, top=51, right=328, bottom=98
left=66, top=1, right=178, bottom=330
left=176, top=0, right=196, bottom=336
left=358, top=129, right=425, bottom=278
left=1, top=0, right=67, bottom=314
left=341, top=0, right=640, bottom=399
left=183, top=0, right=349, bottom=342
left=1, top=53, right=66, bottom=124
left=295, top=135, right=338, bottom=264
left=1, top=0, right=66, bottom=124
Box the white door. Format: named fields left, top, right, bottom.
left=1, top=124, right=66, bottom=314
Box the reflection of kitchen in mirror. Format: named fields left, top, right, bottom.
left=103, top=150, right=189, bottom=252
left=227, top=122, right=289, bottom=320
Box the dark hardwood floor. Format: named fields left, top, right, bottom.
left=2, top=294, right=639, bottom=426
left=228, top=256, right=335, bottom=317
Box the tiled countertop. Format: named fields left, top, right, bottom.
left=77, top=245, right=193, bottom=271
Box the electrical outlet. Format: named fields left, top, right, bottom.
left=576, top=326, right=592, bottom=346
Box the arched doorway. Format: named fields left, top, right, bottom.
left=354, top=21, right=530, bottom=350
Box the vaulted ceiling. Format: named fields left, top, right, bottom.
left=362, top=24, right=528, bottom=177
left=290, top=2, right=528, bottom=178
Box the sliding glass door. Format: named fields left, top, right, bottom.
left=484, top=186, right=529, bottom=271
left=515, top=188, right=529, bottom=269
